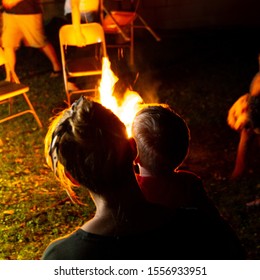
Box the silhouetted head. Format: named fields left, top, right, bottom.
left=132, top=104, right=190, bottom=175
left=45, top=97, right=134, bottom=197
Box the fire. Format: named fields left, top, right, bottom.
left=99, top=57, right=118, bottom=113
left=99, top=57, right=143, bottom=137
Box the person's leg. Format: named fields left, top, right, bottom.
left=1, top=13, right=21, bottom=82
left=3, top=47, right=20, bottom=82
left=40, top=42, right=61, bottom=73
left=20, top=14, right=61, bottom=74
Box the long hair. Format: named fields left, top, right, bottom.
left=45, top=97, right=134, bottom=201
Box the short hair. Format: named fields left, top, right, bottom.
left=45, top=97, right=133, bottom=197
left=132, top=104, right=190, bottom=175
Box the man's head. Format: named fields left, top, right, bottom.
left=132, top=104, right=190, bottom=175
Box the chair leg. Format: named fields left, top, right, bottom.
left=22, top=93, right=43, bottom=128
left=116, top=26, right=134, bottom=65
left=8, top=98, right=14, bottom=114
left=103, top=6, right=131, bottom=42
left=136, top=14, right=161, bottom=42
left=67, top=93, right=71, bottom=107
left=130, top=22, right=134, bottom=66
left=117, top=47, right=124, bottom=60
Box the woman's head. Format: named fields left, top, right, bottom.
left=45, top=97, right=134, bottom=196
left=132, top=104, right=190, bottom=175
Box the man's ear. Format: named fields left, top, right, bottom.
left=129, top=137, right=138, bottom=161
left=129, top=137, right=140, bottom=174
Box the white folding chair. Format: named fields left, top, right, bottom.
left=0, top=48, right=43, bottom=128
left=59, top=22, right=107, bottom=105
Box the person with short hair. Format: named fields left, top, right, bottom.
left=132, top=104, right=245, bottom=259
left=132, top=104, right=216, bottom=213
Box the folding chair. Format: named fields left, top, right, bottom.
left=0, top=48, right=43, bottom=128
left=59, top=22, right=107, bottom=105
left=101, top=0, right=161, bottom=65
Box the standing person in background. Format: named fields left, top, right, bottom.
left=46, top=0, right=100, bottom=49
left=64, top=0, right=100, bottom=24
left=64, top=0, right=100, bottom=46
left=1, top=0, right=61, bottom=81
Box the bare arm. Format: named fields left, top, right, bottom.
left=2, top=0, right=23, bottom=9
left=71, top=0, right=87, bottom=46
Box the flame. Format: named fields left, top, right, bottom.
left=99, top=57, right=143, bottom=137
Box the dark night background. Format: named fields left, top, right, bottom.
left=0, top=0, right=259, bottom=259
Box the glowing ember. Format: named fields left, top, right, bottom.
left=99, top=57, right=143, bottom=137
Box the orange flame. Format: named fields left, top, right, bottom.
left=99, top=57, right=143, bottom=137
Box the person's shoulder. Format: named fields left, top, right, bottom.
left=41, top=228, right=83, bottom=260
left=174, top=169, right=202, bottom=186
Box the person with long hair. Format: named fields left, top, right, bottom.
left=42, top=97, right=244, bottom=260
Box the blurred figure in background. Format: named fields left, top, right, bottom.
left=227, top=72, right=260, bottom=179
left=46, top=0, right=100, bottom=50
left=1, top=0, right=61, bottom=80
left=64, top=0, right=100, bottom=46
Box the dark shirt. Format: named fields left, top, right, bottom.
left=42, top=208, right=245, bottom=260
left=136, top=170, right=218, bottom=217
left=4, top=0, right=42, bottom=14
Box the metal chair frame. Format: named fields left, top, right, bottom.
left=0, top=48, right=43, bottom=128
left=101, top=0, right=160, bottom=65
left=59, top=22, right=107, bottom=105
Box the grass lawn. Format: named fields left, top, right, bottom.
left=0, top=26, right=259, bottom=259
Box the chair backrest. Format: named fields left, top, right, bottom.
left=59, top=22, right=107, bottom=56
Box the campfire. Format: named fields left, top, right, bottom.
left=98, top=57, right=144, bottom=137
